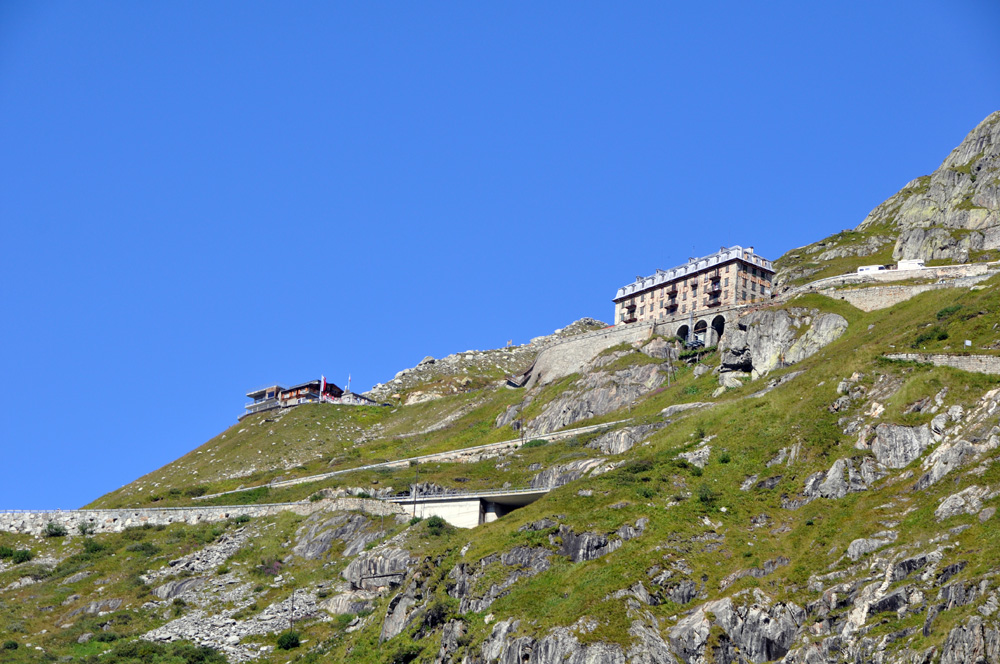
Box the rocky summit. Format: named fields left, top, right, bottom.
left=4, top=114, right=1000, bottom=664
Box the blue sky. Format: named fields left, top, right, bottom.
left=2, top=2, right=999, bottom=508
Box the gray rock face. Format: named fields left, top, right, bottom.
left=803, top=457, right=883, bottom=500
left=846, top=531, right=897, bottom=560
left=587, top=423, right=664, bottom=455
left=342, top=547, right=413, bottom=591
left=477, top=618, right=632, bottom=664
left=152, top=577, right=207, bottom=600
left=669, top=595, right=805, bottom=664
left=935, top=485, right=992, bottom=521
left=449, top=546, right=552, bottom=613
left=870, top=423, right=934, bottom=469
left=718, top=308, right=847, bottom=380
left=530, top=458, right=606, bottom=489
left=529, top=363, right=666, bottom=435
left=641, top=337, right=678, bottom=360
left=319, top=589, right=379, bottom=616
left=293, top=513, right=382, bottom=560
left=939, top=616, right=1000, bottom=664
left=65, top=598, right=122, bottom=618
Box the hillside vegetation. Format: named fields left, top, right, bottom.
left=4, top=113, right=1000, bottom=663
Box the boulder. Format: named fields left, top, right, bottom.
left=870, top=424, right=934, bottom=469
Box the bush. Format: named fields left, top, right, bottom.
left=78, top=522, right=96, bottom=536
left=387, top=642, right=422, bottom=664
left=83, top=538, right=106, bottom=554
left=0, top=546, right=13, bottom=559
left=521, top=439, right=547, bottom=449
left=690, top=465, right=704, bottom=477
left=276, top=631, right=300, bottom=650
left=937, top=304, right=963, bottom=320
left=697, top=483, right=717, bottom=505
left=309, top=492, right=324, bottom=502
left=409, top=516, right=423, bottom=526
left=2, top=640, right=17, bottom=650
left=184, top=486, right=208, bottom=498
left=12, top=549, right=32, bottom=564
left=257, top=557, right=283, bottom=576
left=426, top=515, right=447, bottom=536
left=913, top=326, right=949, bottom=347
left=636, top=486, right=656, bottom=499
left=230, top=514, right=251, bottom=524
left=718, top=452, right=731, bottom=464
left=94, top=632, right=119, bottom=643
left=44, top=522, right=68, bottom=538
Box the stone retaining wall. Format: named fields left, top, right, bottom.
left=815, top=272, right=995, bottom=312
left=884, top=353, right=1000, bottom=375
left=0, top=498, right=406, bottom=537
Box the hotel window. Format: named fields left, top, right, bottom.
left=751, top=283, right=756, bottom=292
left=639, top=306, right=644, bottom=315
left=681, top=305, right=686, bottom=313
left=724, top=277, right=729, bottom=287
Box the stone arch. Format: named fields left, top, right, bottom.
left=693, top=320, right=708, bottom=344
left=677, top=325, right=690, bottom=343
left=710, top=315, right=726, bottom=346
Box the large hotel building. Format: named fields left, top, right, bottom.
left=613, top=245, right=775, bottom=325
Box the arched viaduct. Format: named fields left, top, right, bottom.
left=651, top=304, right=745, bottom=347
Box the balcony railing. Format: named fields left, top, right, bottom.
left=245, top=399, right=280, bottom=414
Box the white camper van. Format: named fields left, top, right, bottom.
left=857, top=265, right=886, bottom=274
left=897, top=259, right=926, bottom=271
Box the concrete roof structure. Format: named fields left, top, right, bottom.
left=614, top=245, right=774, bottom=301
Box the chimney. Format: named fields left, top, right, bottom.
left=747, top=246, right=754, bottom=254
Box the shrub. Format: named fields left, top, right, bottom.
left=217, top=566, right=230, bottom=575
left=184, top=486, right=208, bottom=498
left=387, top=641, right=422, bottom=664
left=77, top=522, right=96, bottom=536
left=409, top=516, right=423, bottom=526
left=719, top=452, right=731, bottom=464
left=522, top=439, right=547, bottom=449
left=697, top=483, right=717, bottom=505
left=422, top=600, right=450, bottom=628
left=168, top=488, right=182, bottom=496
left=0, top=546, right=13, bottom=559
left=276, top=631, right=300, bottom=650
left=309, top=492, right=324, bottom=502
left=913, top=326, right=949, bottom=347
left=636, top=486, right=656, bottom=499
left=937, top=304, right=963, bottom=320
left=691, top=465, right=704, bottom=477
left=2, top=640, right=17, bottom=650
left=44, top=522, right=68, bottom=538
left=426, top=515, right=447, bottom=536
left=94, top=632, right=119, bottom=643
left=83, top=539, right=106, bottom=554
left=257, top=557, right=283, bottom=576
left=230, top=514, right=251, bottom=525
left=356, top=491, right=372, bottom=499
left=12, top=549, right=32, bottom=564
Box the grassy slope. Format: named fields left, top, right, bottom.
left=8, top=279, right=1000, bottom=662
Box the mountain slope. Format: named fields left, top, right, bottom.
left=776, top=111, right=1000, bottom=287
left=3, top=115, right=1000, bottom=664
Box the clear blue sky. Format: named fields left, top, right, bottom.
left=2, top=2, right=999, bottom=508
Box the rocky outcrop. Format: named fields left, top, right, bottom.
left=342, top=547, right=414, bottom=591
left=587, top=423, right=665, bottom=455
left=869, top=423, right=934, bottom=469
left=143, top=526, right=253, bottom=583
left=292, top=513, right=382, bottom=560
left=449, top=546, right=552, bottom=613
left=528, top=363, right=666, bottom=435
left=530, top=458, right=607, bottom=489
left=802, top=456, right=883, bottom=500
left=669, top=592, right=805, bottom=663
left=718, top=308, right=847, bottom=381
left=935, top=485, right=995, bottom=521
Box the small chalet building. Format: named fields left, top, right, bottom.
left=613, top=245, right=775, bottom=325
left=243, top=379, right=343, bottom=418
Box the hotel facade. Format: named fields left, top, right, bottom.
left=613, top=246, right=775, bottom=326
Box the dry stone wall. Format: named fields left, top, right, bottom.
left=885, top=353, right=1000, bottom=375
left=0, top=498, right=406, bottom=537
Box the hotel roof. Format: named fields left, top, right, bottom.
left=614, top=245, right=774, bottom=301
